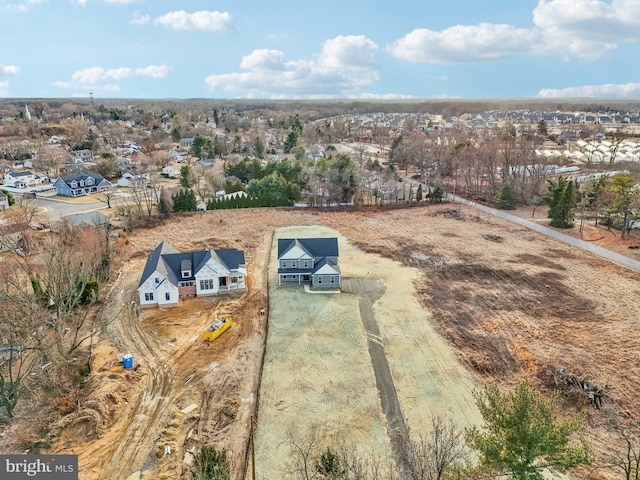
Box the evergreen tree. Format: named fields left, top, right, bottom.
left=284, top=131, right=300, bottom=153
left=254, top=135, right=266, bottom=159
left=172, top=189, right=197, bottom=212
left=191, top=135, right=213, bottom=159
left=191, top=445, right=230, bottom=480
left=416, top=184, right=423, bottom=202
left=496, top=181, right=517, bottom=210
left=180, top=165, right=197, bottom=189
left=466, top=381, right=591, bottom=480
left=545, top=177, right=578, bottom=228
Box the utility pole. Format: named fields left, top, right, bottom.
left=89, top=92, right=94, bottom=108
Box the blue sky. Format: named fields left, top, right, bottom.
left=1, top=0, right=639, bottom=100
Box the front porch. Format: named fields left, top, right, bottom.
left=278, top=273, right=311, bottom=286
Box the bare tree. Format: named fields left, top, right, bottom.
left=0, top=261, right=48, bottom=418
left=406, top=415, right=467, bottom=480
left=100, top=185, right=118, bottom=208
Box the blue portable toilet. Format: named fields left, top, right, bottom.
left=123, top=354, right=133, bottom=369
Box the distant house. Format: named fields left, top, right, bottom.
left=169, top=149, right=191, bottom=163
left=162, top=166, right=180, bottom=179
left=277, top=237, right=340, bottom=288
left=3, top=171, right=43, bottom=187
left=69, top=149, right=94, bottom=163
left=195, top=159, right=215, bottom=167
left=53, top=173, right=111, bottom=197
left=137, top=241, right=247, bottom=308
left=180, top=137, right=194, bottom=147
left=0, top=191, right=8, bottom=210
left=116, top=172, right=150, bottom=188
left=50, top=211, right=109, bottom=231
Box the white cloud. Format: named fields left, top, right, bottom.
left=71, top=0, right=87, bottom=5
left=104, top=0, right=139, bottom=3
left=389, top=0, right=640, bottom=65
left=131, top=10, right=149, bottom=25
left=0, top=81, right=8, bottom=96
left=538, top=82, right=640, bottom=98
left=0, top=65, right=20, bottom=77
left=3, top=0, right=47, bottom=12
left=533, top=0, right=640, bottom=59
left=56, top=64, right=171, bottom=93
left=204, top=35, right=379, bottom=98
left=153, top=10, right=233, bottom=32
left=135, top=65, right=171, bottom=78
left=388, top=23, right=539, bottom=63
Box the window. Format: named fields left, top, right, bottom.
left=200, top=279, right=214, bottom=290
left=79, top=180, right=85, bottom=187
left=318, top=277, right=323, bottom=284
left=301, top=260, right=311, bottom=268
left=165, top=292, right=171, bottom=301
left=182, top=270, right=191, bottom=278
left=280, top=260, right=287, bottom=268
left=144, top=292, right=154, bottom=301
left=70, top=181, right=77, bottom=188
left=154, top=277, right=160, bottom=284
left=330, top=277, right=335, bottom=284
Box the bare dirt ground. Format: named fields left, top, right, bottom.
left=13, top=203, right=640, bottom=479
left=254, top=225, right=483, bottom=479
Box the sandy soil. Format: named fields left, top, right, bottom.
left=254, top=224, right=483, bottom=479
left=24, top=203, right=640, bottom=480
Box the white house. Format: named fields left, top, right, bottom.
left=3, top=171, right=43, bottom=187
left=162, top=166, right=180, bottom=179
left=138, top=241, right=247, bottom=308
left=116, top=172, right=150, bottom=188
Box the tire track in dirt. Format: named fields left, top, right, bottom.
left=341, top=277, right=412, bottom=477
left=103, top=282, right=175, bottom=480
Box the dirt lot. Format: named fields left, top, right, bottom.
left=12, top=203, right=640, bottom=479
left=254, top=225, right=483, bottom=479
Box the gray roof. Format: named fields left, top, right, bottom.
left=9, top=171, right=36, bottom=178
left=138, top=241, right=246, bottom=288
left=59, top=172, right=108, bottom=185
left=278, top=238, right=339, bottom=259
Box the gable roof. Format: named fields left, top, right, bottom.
left=138, top=241, right=246, bottom=288
left=312, top=257, right=340, bottom=275
left=58, top=172, right=109, bottom=186
left=278, top=237, right=338, bottom=259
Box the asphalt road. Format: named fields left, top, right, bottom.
left=29, top=195, right=105, bottom=219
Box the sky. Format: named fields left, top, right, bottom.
left=1, top=0, right=639, bottom=100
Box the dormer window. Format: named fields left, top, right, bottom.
left=181, top=258, right=192, bottom=279
left=79, top=180, right=85, bottom=187
left=70, top=181, right=77, bottom=188
left=86, top=177, right=94, bottom=185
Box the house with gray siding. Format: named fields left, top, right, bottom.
left=53, top=172, right=111, bottom=197
left=138, top=241, right=246, bottom=309
left=277, top=237, right=340, bottom=288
